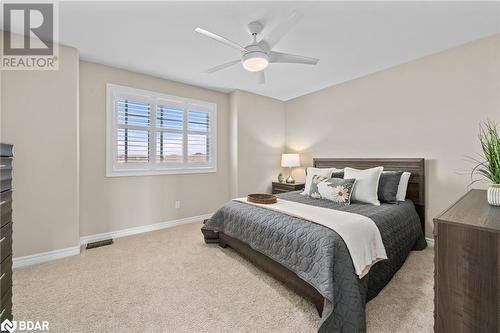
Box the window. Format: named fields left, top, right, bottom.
left=106, top=84, right=216, bottom=176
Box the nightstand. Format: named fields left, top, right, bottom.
left=272, top=182, right=305, bottom=194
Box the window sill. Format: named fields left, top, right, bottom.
left=106, top=167, right=217, bottom=177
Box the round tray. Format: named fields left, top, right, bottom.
left=247, top=193, right=277, bottom=204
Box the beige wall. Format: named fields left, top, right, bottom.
left=79, top=61, right=230, bottom=236
left=1, top=45, right=80, bottom=257
left=229, top=90, right=285, bottom=197
left=285, top=34, right=500, bottom=237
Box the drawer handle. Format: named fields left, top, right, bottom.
left=0, top=273, right=5, bottom=281
left=0, top=308, right=5, bottom=318
left=0, top=237, right=5, bottom=244
left=0, top=201, right=5, bottom=206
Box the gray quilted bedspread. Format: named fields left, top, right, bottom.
left=201, top=191, right=426, bottom=333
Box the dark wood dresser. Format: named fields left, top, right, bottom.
left=434, top=189, right=499, bottom=333
left=0, top=144, right=13, bottom=321
left=272, top=182, right=305, bottom=194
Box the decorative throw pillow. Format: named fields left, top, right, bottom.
left=302, top=167, right=341, bottom=195
left=378, top=171, right=403, bottom=203
left=331, top=171, right=344, bottom=179
left=317, top=178, right=356, bottom=205
left=396, top=172, right=411, bottom=201
left=344, top=166, right=384, bottom=205
left=308, top=175, right=329, bottom=199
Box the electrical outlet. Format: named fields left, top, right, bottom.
left=175, top=200, right=180, bottom=209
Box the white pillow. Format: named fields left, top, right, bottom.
left=344, top=166, right=384, bottom=205
left=301, top=167, right=340, bottom=195
left=396, top=172, right=411, bottom=201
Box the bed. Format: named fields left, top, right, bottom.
left=201, top=158, right=427, bottom=333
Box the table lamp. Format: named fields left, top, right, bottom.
left=281, top=154, right=300, bottom=184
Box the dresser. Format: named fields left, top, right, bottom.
left=433, top=189, right=499, bottom=333
left=271, top=182, right=305, bottom=194
left=0, top=144, right=13, bottom=321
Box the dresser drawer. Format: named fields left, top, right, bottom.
left=0, top=191, right=12, bottom=206
left=0, top=169, right=11, bottom=182
left=0, top=203, right=12, bottom=229
left=0, top=288, right=12, bottom=321
left=0, top=159, right=12, bottom=171
left=0, top=145, right=13, bottom=158
left=0, top=180, right=11, bottom=193
left=0, top=224, right=12, bottom=264
left=0, top=256, right=11, bottom=300
left=0, top=191, right=12, bottom=226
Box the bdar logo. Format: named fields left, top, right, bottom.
left=0, top=319, right=17, bottom=333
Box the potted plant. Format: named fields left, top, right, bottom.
left=470, top=120, right=500, bottom=206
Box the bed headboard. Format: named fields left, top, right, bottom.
left=313, top=158, right=425, bottom=234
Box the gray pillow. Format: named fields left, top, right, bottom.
left=378, top=171, right=403, bottom=203
left=331, top=171, right=344, bottom=179
left=317, top=178, right=356, bottom=205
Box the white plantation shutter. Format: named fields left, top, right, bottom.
left=117, top=128, right=149, bottom=163
left=187, top=110, right=211, bottom=163
left=107, top=84, right=216, bottom=176
left=156, top=105, right=184, bottom=163
left=116, top=99, right=150, bottom=163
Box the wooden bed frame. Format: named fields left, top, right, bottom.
left=218, top=158, right=426, bottom=316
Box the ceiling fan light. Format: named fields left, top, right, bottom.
left=242, top=52, right=269, bottom=72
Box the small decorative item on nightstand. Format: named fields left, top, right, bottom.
left=281, top=153, right=300, bottom=184
left=277, top=172, right=284, bottom=183
left=272, top=182, right=305, bottom=194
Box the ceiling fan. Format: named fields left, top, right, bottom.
left=194, top=12, right=319, bottom=84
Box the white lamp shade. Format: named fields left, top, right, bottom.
left=281, top=154, right=300, bottom=167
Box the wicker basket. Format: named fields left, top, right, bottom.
left=247, top=193, right=277, bottom=204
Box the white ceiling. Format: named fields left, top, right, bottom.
left=55, top=1, right=500, bottom=101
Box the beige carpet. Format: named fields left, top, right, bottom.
left=13, top=222, right=434, bottom=333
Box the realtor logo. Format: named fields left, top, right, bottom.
left=0, top=319, right=16, bottom=333
left=1, top=2, right=59, bottom=70
left=3, top=3, right=53, bottom=55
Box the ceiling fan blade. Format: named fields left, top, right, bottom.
left=260, top=11, right=302, bottom=50
left=257, top=71, right=265, bottom=84
left=206, top=59, right=241, bottom=74
left=269, top=51, right=319, bottom=65
left=195, top=28, right=247, bottom=52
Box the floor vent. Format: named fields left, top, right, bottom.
left=86, top=239, right=114, bottom=250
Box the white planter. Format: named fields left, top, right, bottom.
left=487, top=184, right=500, bottom=206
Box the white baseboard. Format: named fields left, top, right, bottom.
left=13, top=245, right=81, bottom=269
left=79, top=213, right=212, bottom=245
left=13, top=213, right=212, bottom=269
left=425, top=237, right=435, bottom=247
